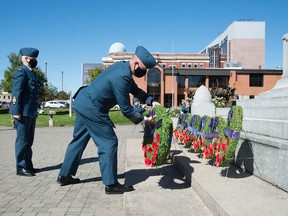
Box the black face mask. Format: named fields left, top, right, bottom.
left=134, top=67, right=146, bottom=78
left=29, top=59, right=38, bottom=69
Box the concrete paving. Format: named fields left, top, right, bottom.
left=0, top=124, right=212, bottom=216
left=1, top=123, right=288, bottom=216
left=171, top=140, right=288, bottom=216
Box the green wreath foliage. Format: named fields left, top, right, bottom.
left=173, top=106, right=243, bottom=167
left=201, top=115, right=212, bottom=134
left=221, top=106, right=243, bottom=166
left=143, top=106, right=173, bottom=167
left=192, top=115, right=201, bottom=131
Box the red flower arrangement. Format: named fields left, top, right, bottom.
left=173, top=128, right=193, bottom=147
left=214, top=137, right=229, bottom=166
left=142, top=132, right=160, bottom=166
left=142, top=106, right=173, bottom=167
left=186, top=106, right=242, bottom=167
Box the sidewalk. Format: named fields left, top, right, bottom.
left=0, top=125, right=211, bottom=216
left=0, top=124, right=287, bottom=216
left=171, top=140, right=288, bottom=216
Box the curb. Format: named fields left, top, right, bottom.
left=170, top=142, right=288, bottom=216
left=171, top=150, right=229, bottom=216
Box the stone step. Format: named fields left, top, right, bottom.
left=242, top=107, right=288, bottom=120
left=237, top=96, right=288, bottom=108
left=242, top=118, right=288, bottom=140
left=260, top=87, right=288, bottom=98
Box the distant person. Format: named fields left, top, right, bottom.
left=230, top=94, right=239, bottom=106
left=181, top=99, right=191, bottom=114
left=133, top=97, right=146, bottom=114
left=9, top=48, right=41, bottom=177
left=57, top=46, right=160, bottom=194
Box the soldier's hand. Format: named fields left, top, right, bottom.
left=152, top=101, right=160, bottom=107
left=146, top=115, right=156, bottom=127
left=13, top=114, right=21, bottom=120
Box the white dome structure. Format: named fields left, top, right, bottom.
left=109, top=42, right=126, bottom=54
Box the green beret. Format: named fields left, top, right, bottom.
left=135, top=46, right=156, bottom=69
left=19, top=47, right=39, bottom=57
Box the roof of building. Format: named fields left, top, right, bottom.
left=163, top=68, right=283, bottom=76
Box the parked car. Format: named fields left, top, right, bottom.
left=59, top=102, right=70, bottom=108
left=44, top=101, right=65, bottom=108
left=0, top=101, right=9, bottom=109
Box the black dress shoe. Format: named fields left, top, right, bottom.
left=31, top=168, right=41, bottom=173
left=17, top=168, right=35, bottom=177
left=57, top=176, right=80, bottom=186
left=105, top=182, right=135, bottom=194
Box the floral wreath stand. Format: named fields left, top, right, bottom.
left=173, top=106, right=243, bottom=168
left=142, top=106, right=173, bottom=167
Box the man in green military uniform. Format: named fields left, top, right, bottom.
left=57, top=46, right=160, bottom=194
left=9, top=47, right=41, bottom=177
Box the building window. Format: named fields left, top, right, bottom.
left=147, top=68, right=161, bottom=102
left=177, top=76, right=185, bottom=87
left=188, top=76, right=205, bottom=87
left=209, top=76, right=229, bottom=88
left=164, top=94, right=173, bottom=108
left=162, top=64, right=166, bottom=68
left=188, top=64, right=192, bottom=68
left=193, top=63, right=198, bottom=68
left=249, top=74, right=263, bottom=87
left=200, top=63, right=204, bottom=68
left=169, top=65, right=176, bottom=69
left=182, top=64, right=186, bottom=68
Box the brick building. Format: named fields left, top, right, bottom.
left=99, top=21, right=283, bottom=107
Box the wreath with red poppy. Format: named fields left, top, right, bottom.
left=142, top=106, right=173, bottom=167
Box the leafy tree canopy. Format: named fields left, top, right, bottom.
left=1, top=53, right=47, bottom=95
left=84, top=67, right=103, bottom=84
left=0, top=52, right=71, bottom=102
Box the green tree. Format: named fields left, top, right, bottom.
left=57, top=90, right=70, bottom=100
left=84, top=67, right=103, bottom=84
left=1, top=53, right=22, bottom=92
left=44, top=83, right=58, bottom=101
left=1, top=53, right=47, bottom=100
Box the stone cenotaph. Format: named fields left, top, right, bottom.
left=236, top=33, right=288, bottom=192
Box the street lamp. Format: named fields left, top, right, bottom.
left=44, top=61, right=48, bottom=81
left=61, top=71, right=64, bottom=92
left=171, top=41, right=174, bottom=108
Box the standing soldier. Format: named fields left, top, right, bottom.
left=9, top=48, right=41, bottom=177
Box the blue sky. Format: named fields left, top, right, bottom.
left=0, top=0, right=287, bottom=94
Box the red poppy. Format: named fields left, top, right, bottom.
left=145, top=157, right=151, bottom=166
left=155, top=133, right=160, bottom=142
left=152, top=141, right=158, bottom=149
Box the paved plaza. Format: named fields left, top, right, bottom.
left=1, top=124, right=288, bottom=215
left=0, top=125, right=212, bottom=216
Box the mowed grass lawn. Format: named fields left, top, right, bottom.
left=0, top=108, right=133, bottom=127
